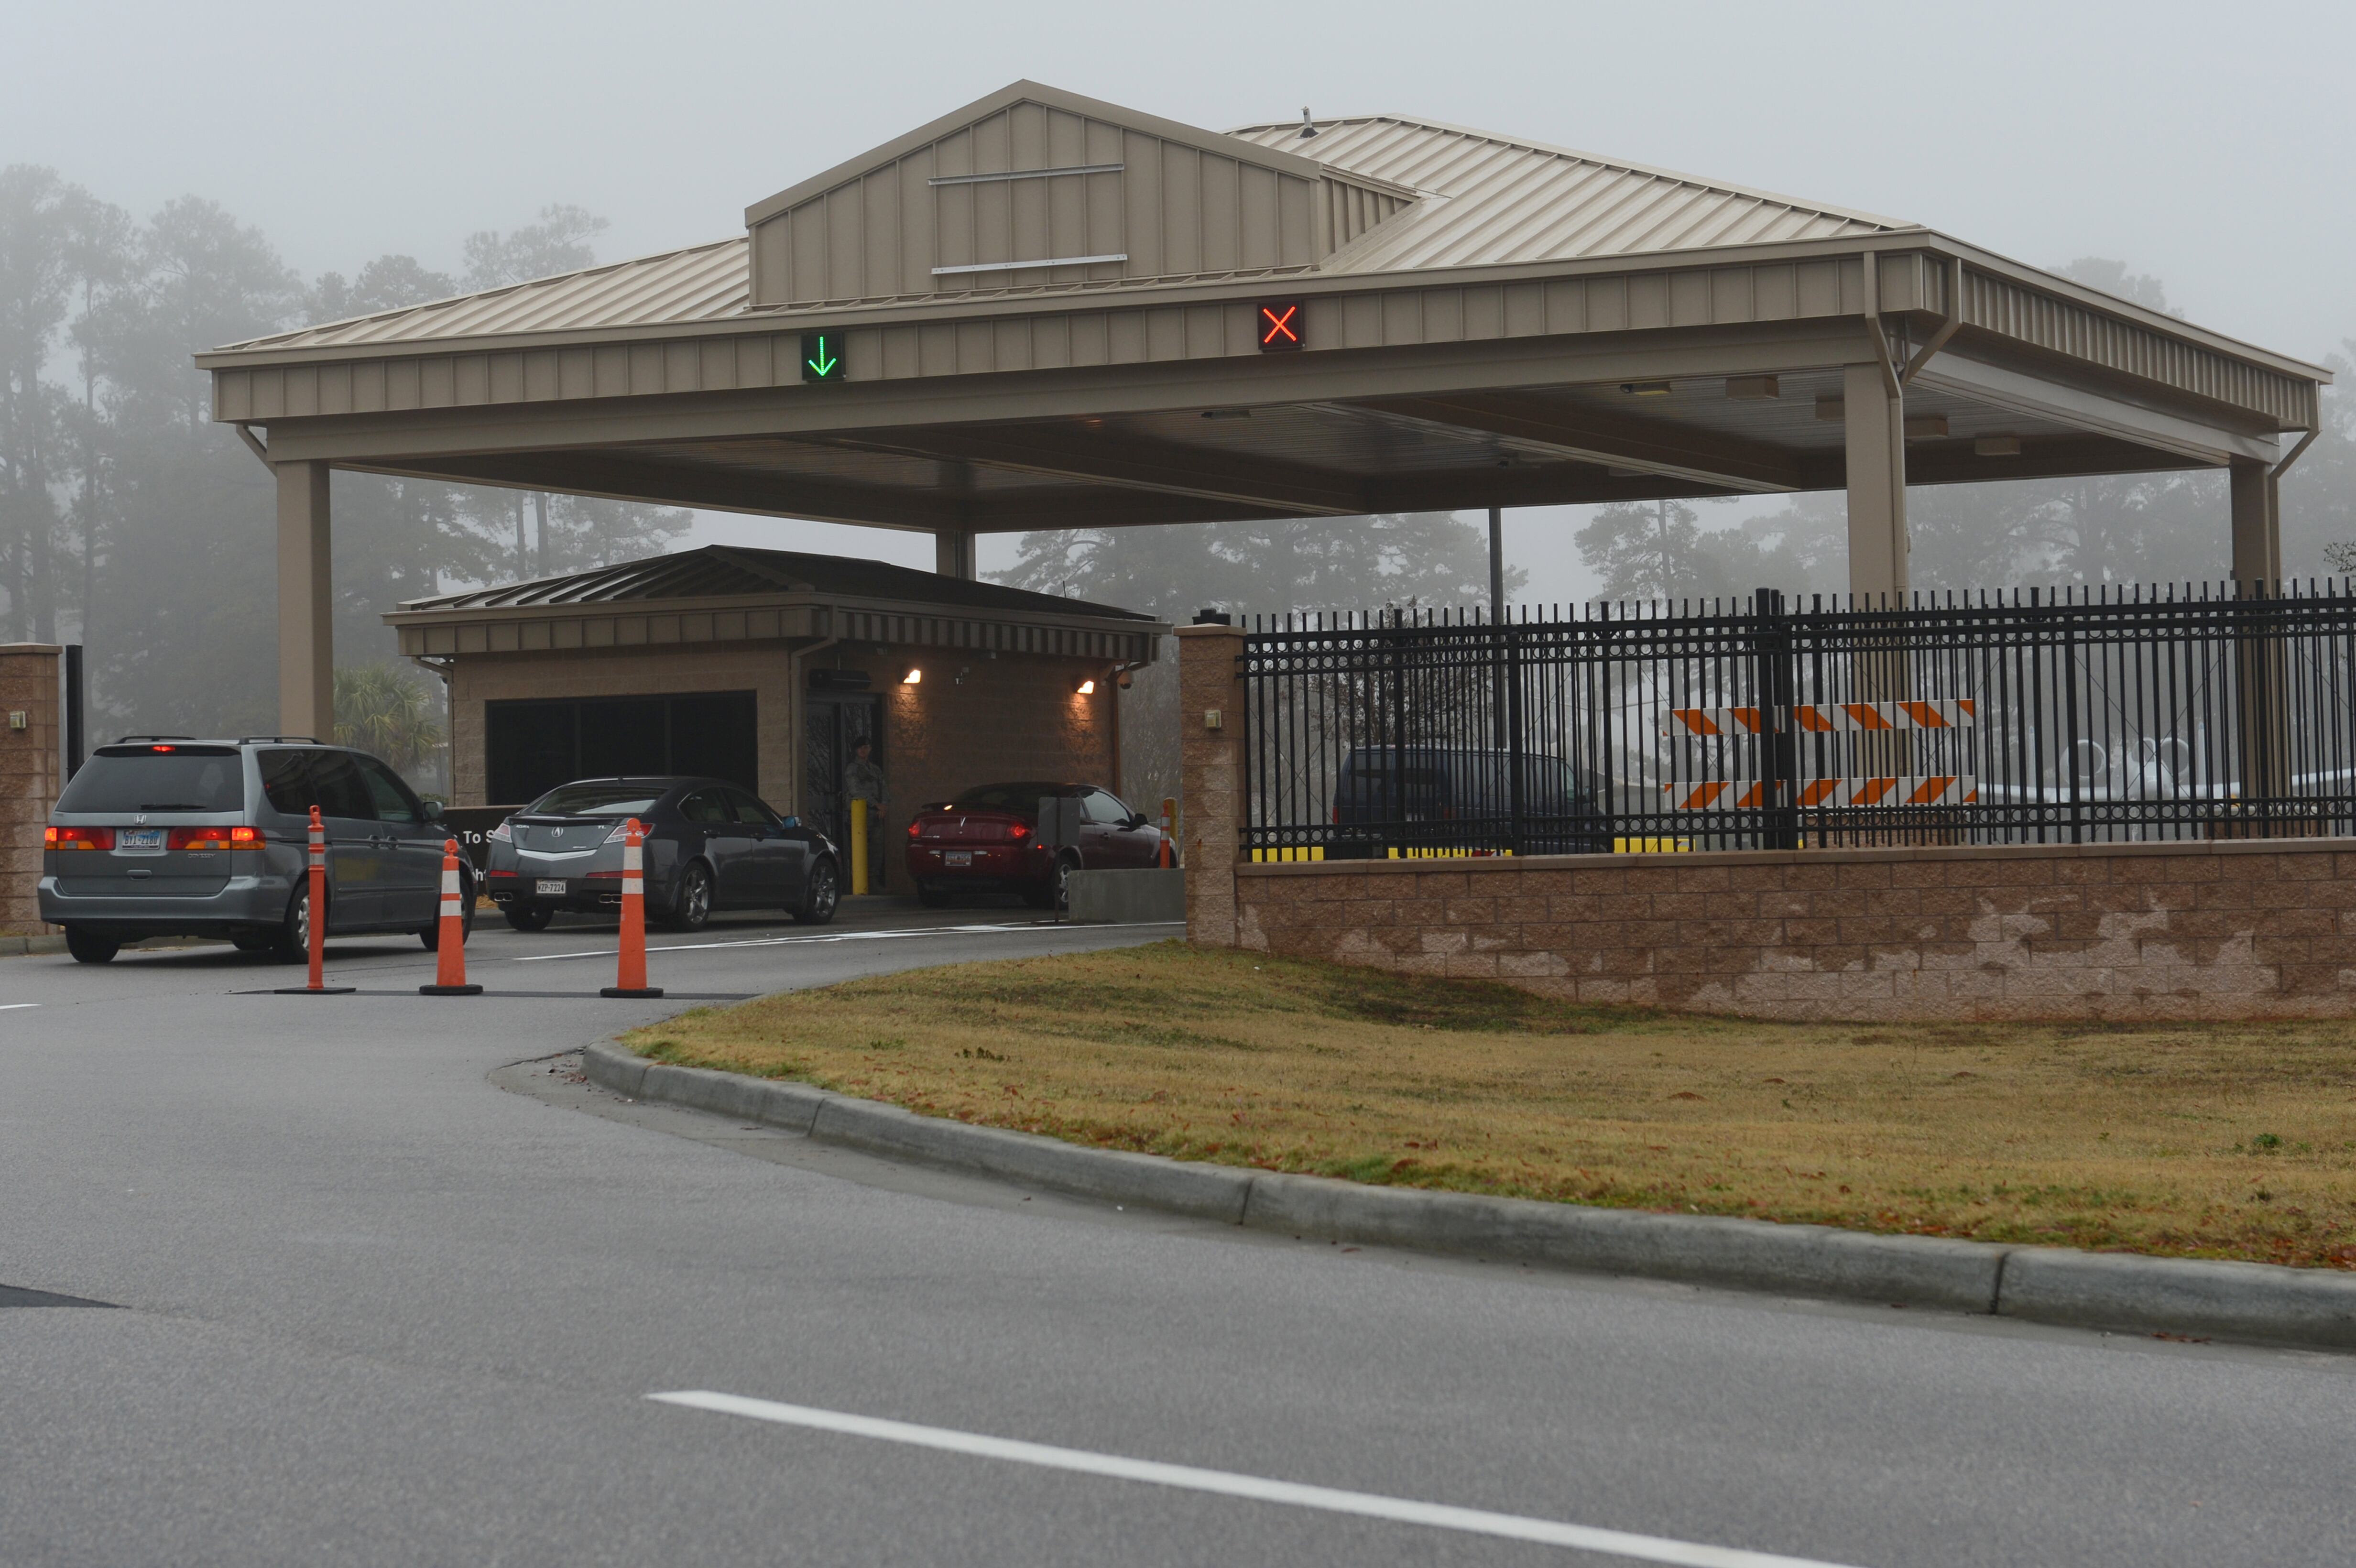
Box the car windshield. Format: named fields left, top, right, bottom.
left=56, top=747, right=245, bottom=814
left=528, top=783, right=665, bottom=818
left=953, top=782, right=1071, bottom=813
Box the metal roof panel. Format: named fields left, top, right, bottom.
left=396, top=544, right=1156, bottom=622
left=1227, top=115, right=1906, bottom=271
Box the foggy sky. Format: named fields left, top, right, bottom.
left=12, top=0, right=2348, bottom=601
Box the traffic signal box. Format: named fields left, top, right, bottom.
left=1256, top=301, right=1304, bottom=352
left=801, top=331, right=847, bottom=382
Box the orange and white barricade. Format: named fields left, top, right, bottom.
left=600, top=817, right=664, bottom=999
left=1663, top=775, right=1979, bottom=809
left=419, top=838, right=482, bottom=996
left=1665, top=699, right=1975, bottom=737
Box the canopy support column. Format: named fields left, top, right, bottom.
left=2230, top=457, right=2279, bottom=589
left=934, top=529, right=975, bottom=580
left=2230, top=456, right=2288, bottom=806
left=1843, top=360, right=1908, bottom=602
left=277, top=460, right=333, bottom=740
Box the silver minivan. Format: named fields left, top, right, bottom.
left=40, top=739, right=473, bottom=965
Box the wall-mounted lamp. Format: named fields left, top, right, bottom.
left=901, top=667, right=923, bottom=685
left=1074, top=676, right=1097, bottom=696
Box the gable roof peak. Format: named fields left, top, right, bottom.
left=746, top=79, right=1340, bottom=229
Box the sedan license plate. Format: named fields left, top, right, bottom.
left=944, top=850, right=973, bottom=868
left=535, top=879, right=567, bottom=896
left=117, top=828, right=165, bottom=852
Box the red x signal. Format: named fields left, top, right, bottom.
left=1257, top=300, right=1303, bottom=351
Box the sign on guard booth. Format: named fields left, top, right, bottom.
left=1256, top=301, right=1303, bottom=351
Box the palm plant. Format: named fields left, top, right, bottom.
left=333, top=662, right=446, bottom=779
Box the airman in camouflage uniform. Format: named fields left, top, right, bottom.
left=843, top=740, right=888, bottom=891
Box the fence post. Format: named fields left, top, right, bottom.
left=1505, top=611, right=1526, bottom=857
left=1178, top=617, right=1248, bottom=946
left=1754, top=588, right=1799, bottom=851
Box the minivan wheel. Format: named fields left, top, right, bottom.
left=793, top=857, right=840, bottom=925
left=667, top=863, right=713, bottom=933
left=272, top=882, right=314, bottom=963
left=502, top=903, right=554, bottom=933
left=229, top=928, right=277, bottom=954
left=64, top=927, right=120, bottom=965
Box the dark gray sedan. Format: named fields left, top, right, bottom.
left=482, top=777, right=840, bottom=932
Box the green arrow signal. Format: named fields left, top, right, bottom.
left=807, top=337, right=838, bottom=377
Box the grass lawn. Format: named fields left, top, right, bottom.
left=623, top=941, right=2356, bottom=1269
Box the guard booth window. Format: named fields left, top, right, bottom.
left=486, top=691, right=756, bottom=805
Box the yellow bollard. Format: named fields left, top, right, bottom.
left=850, top=796, right=870, bottom=896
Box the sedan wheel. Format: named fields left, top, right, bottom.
left=794, top=857, right=839, bottom=925
left=502, top=903, right=554, bottom=933
left=668, top=863, right=713, bottom=933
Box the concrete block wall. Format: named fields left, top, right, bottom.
left=861, top=647, right=1112, bottom=832
left=1225, top=842, right=2356, bottom=1023
left=0, top=645, right=61, bottom=934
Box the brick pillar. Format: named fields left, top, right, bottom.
left=0, top=645, right=62, bottom=934
left=1176, top=622, right=1246, bottom=946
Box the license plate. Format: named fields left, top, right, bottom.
left=944, top=850, right=973, bottom=868
left=535, top=879, right=567, bottom=895
left=117, top=828, right=165, bottom=852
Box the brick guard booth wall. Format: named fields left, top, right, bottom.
left=0, top=643, right=61, bottom=936
left=1177, top=624, right=2356, bottom=1024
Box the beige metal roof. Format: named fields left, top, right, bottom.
left=1226, top=115, right=1909, bottom=273
left=225, top=106, right=1918, bottom=354
left=226, top=237, right=749, bottom=353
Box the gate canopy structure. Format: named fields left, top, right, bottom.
left=199, top=80, right=2333, bottom=736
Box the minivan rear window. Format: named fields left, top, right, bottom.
left=56, top=746, right=245, bottom=814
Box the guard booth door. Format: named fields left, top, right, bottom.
left=804, top=694, right=881, bottom=852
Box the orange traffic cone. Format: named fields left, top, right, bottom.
left=275, top=804, right=354, bottom=995
left=419, top=838, right=482, bottom=995
left=601, top=817, right=664, bottom=999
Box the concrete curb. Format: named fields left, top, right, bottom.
left=582, top=1043, right=2356, bottom=1350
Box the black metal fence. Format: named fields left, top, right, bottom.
left=1241, top=583, right=2356, bottom=860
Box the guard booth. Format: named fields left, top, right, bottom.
left=386, top=544, right=1166, bottom=850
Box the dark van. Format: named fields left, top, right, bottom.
left=1326, top=746, right=1610, bottom=858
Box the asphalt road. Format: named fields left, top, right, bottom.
left=0, top=900, right=2349, bottom=1567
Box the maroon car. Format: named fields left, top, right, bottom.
left=906, top=782, right=1167, bottom=909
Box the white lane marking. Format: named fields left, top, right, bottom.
left=0, top=1002, right=38, bottom=1011
left=646, top=1392, right=1866, bottom=1568
left=513, top=922, right=1182, bottom=963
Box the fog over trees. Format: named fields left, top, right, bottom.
left=3, top=164, right=2352, bottom=776
left=0, top=172, right=682, bottom=747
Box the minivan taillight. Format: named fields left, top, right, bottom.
left=168, top=826, right=264, bottom=850
left=46, top=826, right=113, bottom=850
